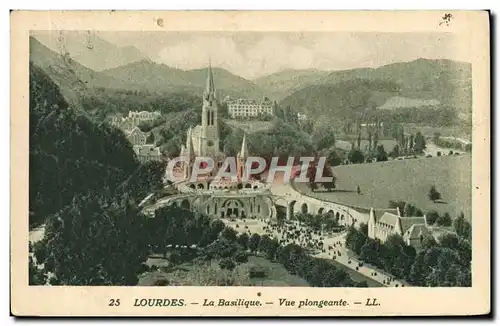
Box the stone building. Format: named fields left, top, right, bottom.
left=368, top=207, right=431, bottom=248
left=126, top=127, right=147, bottom=146
left=133, top=144, right=161, bottom=163
left=128, top=110, right=161, bottom=123
left=227, top=98, right=276, bottom=119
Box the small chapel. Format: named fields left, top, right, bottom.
left=367, top=207, right=432, bottom=249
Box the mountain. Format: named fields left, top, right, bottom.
left=280, top=79, right=401, bottom=123
left=318, top=59, right=472, bottom=113
left=29, top=36, right=134, bottom=105
left=31, top=31, right=146, bottom=71
left=254, top=69, right=330, bottom=101
left=102, top=61, right=264, bottom=99
left=280, top=59, right=472, bottom=122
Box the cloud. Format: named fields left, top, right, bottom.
left=152, top=32, right=468, bottom=79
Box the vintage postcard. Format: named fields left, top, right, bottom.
left=11, top=10, right=490, bottom=316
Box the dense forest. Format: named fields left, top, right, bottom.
left=29, top=63, right=164, bottom=227
left=81, top=87, right=203, bottom=121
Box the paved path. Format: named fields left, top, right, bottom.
left=266, top=179, right=407, bottom=287
left=222, top=218, right=405, bottom=287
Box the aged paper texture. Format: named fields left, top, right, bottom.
left=11, top=10, right=490, bottom=316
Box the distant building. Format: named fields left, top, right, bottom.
left=126, top=127, right=147, bottom=146
left=227, top=98, right=276, bottom=119
left=133, top=144, right=162, bottom=163
left=128, top=110, right=161, bottom=123
left=111, top=110, right=162, bottom=132
left=297, top=112, right=307, bottom=121
left=368, top=208, right=431, bottom=248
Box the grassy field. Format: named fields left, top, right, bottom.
left=402, top=123, right=471, bottom=140
left=297, top=154, right=472, bottom=219
left=336, top=139, right=397, bottom=152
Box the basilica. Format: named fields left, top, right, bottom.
left=169, top=63, right=276, bottom=220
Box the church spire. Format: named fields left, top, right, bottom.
left=205, top=61, right=216, bottom=97
left=186, top=127, right=194, bottom=158
left=239, top=134, right=248, bottom=159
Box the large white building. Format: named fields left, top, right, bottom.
left=368, top=207, right=432, bottom=248
left=227, top=98, right=276, bottom=119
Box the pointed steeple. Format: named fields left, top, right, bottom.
left=369, top=207, right=376, bottom=224
left=239, top=134, right=248, bottom=159
left=186, top=127, right=192, bottom=148
left=188, top=134, right=195, bottom=158
left=186, top=127, right=195, bottom=158
left=205, top=60, right=216, bottom=97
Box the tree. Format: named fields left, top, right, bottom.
left=312, top=126, right=336, bottom=152
left=426, top=211, right=440, bottom=225
left=438, top=232, right=460, bottom=250
left=234, top=251, right=249, bottom=263
left=221, top=227, right=238, bottom=243
left=421, top=235, right=438, bottom=250
left=219, top=258, right=236, bottom=271
left=34, top=194, right=149, bottom=285
left=376, top=145, right=388, bottom=162
left=403, top=202, right=416, bottom=217
left=146, top=132, right=155, bottom=144
left=345, top=226, right=367, bottom=255
left=414, top=132, right=426, bottom=153
left=453, top=212, right=471, bottom=240
left=327, top=150, right=342, bottom=167
left=248, top=233, right=261, bottom=252
left=428, top=186, right=442, bottom=202
left=348, top=148, right=365, bottom=164
left=29, top=257, right=46, bottom=285
left=359, top=238, right=381, bottom=266
left=390, top=144, right=400, bottom=158
left=237, top=233, right=249, bottom=250
left=436, top=212, right=452, bottom=227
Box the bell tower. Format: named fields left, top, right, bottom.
left=201, top=62, right=220, bottom=157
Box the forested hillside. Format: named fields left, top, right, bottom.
left=275, top=59, right=471, bottom=126
left=29, top=63, right=163, bottom=227
left=280, top=79, right=400, bottom=122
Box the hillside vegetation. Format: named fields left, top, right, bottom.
left=29, top=63, right=164, bottom=227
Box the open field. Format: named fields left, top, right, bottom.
left=296, top=154, right=472, bottom=219
left=336, top=139, right=397, bottom=152
left=402, top=123, right=471, bottom=140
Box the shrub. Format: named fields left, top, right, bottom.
left=249, top=265, right=267, bottom=278
left=154, top=279, right=170, bottom=286
left=219, top=258, right=236, bottom=271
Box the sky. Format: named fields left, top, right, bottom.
left=96, top=31, right=466, bottom=79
